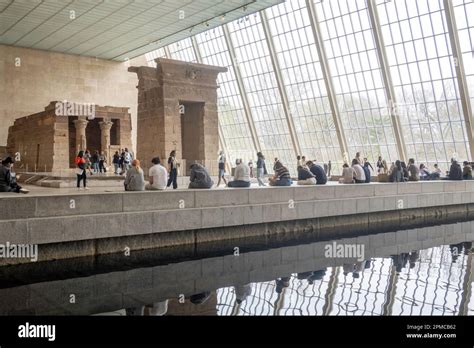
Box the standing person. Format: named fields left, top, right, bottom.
left=364, top=158, right=374, bottom=172
left=92, top=151, right=100, bottom=174
left=268, top=160, right=292, bottom=186
left=306, top=160, right=327, bottom=185
left=189, top=163, right=214, bottom=189
left=124, top=160, right=145, bottom=191
left=167, top=150, right=178, bottom=189
left=113, top=151, right=120, bottom=175
left=363, top=161, right=371, bottom=183
left=216, top=151, right=227, bottom=187
left=123, top=148, right=133, bottom=173
left=352, top=159, right=366, bottom=183
left=376, top=156, right=384, bottom=173
left=381, top=160, right=389, bottom=174
left=248, top=160, right=254, bottom=178
left=118, top=149, right=125, bottom=174
left=0, top=157, right=28, bottom=193
left=146, top=157, right=168, bottom=190
left=355, top=152, right=363, bottom=165
left=99, top=151, right=107, bottom=174
left=228, top=159, right=251, bottom=188
left=256, top=152, right=267, bottom=187
left=328, top=160, right=332, bottom=177
left=75, top=151, right=88, bottom=190
left=296, top=155, right=303, bottom=169
left=84, top=150, right=93, bottom=176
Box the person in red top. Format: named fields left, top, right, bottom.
left=75, top=151, right=88, bottom=190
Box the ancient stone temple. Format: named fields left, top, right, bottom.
left=6, top=101, right=132, bottom=172
left=129, top=58, right=227, bottom=175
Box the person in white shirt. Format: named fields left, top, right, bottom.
left=228, top=159, right=251, bottom=188
left=352, top=159, right=366, bottom=183
left=146, top=157, right=168, bottom=190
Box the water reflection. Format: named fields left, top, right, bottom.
left=0, top=221, right=473, bottom=316
left=216, top=241, right=473, bottom=316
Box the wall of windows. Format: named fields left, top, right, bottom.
left=377, top=0, right=470, bottom=170
left=453, top=0, right=474, bottom=112
left=228, top=13, right=295, bottom=168
left=195, top=27, right=256, bottom=164
left=316, top=0, right=398, bottom=163
left=143, top=0, right=474, bottom=172
left=266, top=0, right=342, bottom=164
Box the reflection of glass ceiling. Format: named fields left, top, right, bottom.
left=146, top=0, right=474, bottom=173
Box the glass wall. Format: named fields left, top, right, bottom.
left=377, top=0, right=470, bottom=170
left=267, top=0, right=342, bottom=164
left=143, top=0, right=474, bottom=172
left=453, top=0, right=474, bottom=112
left=315, top=0, right=398, bottom=163
left=195, top=27, right=256, bottom=164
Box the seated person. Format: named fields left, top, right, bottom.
left=306, top=161, right=327, bottom=185
left=297, top=165, right=316, bottom=185
left=419, top=163, right=431, bottom=180
left=433, top=164, right=442, bottom=178
left=446, top=158, right=463, bottom=180
left=340, top=163, right=354, bottom=184
left=463, top=161, right=472, bottom=180
left=268, top=160, right=292, bottom=186
left=352, top=159, right=366, bottom=183
left=146, top=157, right=168, bottom=190
left=124, top=160, right=145, bottom=191
left=389, top=160, right=404, bottom=183
left=189, top=163, right=214, bottom=189
left=407, top=158, right=420, bottom=181
left=0, top=157, right=28, bottom=194
left=400, top=161, right=409, bottom=181
left=228, top=159, right=251, bottom=188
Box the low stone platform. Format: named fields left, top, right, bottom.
left=1, top=180, right=474, bottom=264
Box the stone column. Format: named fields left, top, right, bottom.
left=99, top=120, right=113, bottom=163
left=73, top=118, right=89, bottom=153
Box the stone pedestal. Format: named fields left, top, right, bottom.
left=129, top=58, right=227, bottom=175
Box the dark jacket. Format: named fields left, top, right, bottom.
left=389, top=168, right=403, bottom=183
left=257, top=157, right=267, bottom=174
left=463, top=165, right=472, bottom=180
left=309, top=164, right=327, bottom=184
left=0, top=164, right=11, bottom=192
left=449, top=162, right=463, bottom=180
left=298, top=167, right=315, bottom=181
left=189, top=164, right=214, bottom=189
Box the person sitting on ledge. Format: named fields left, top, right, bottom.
left=306, top=161, right=327, bottom=185
left=352, top=159, right=366, bottom=183
left=268, top=160, right=292, bottom=186
left=407, top=158, right=420, bottom=181
left=297, top=165, right=316, bottom=185
left=419, top=163, right=430, bottom=180
left=228, top=159, right=251, bottom=188
left=146, top=157, right=167, bottom=191
left=189, top=163, right=214, bottom=189
left=445, top=158, right=463, bottom=181
left=463, top=161, right=472, bottom=180
left=124, top=159, right=145, bottom=191
left=340, top=163, right=355, bottom=184
left=0, top=157, right=29, bottom=194
left=389, top=160, right=404, bottom=183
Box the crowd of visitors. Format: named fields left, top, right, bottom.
left=2, top=149, right=473, bottom=193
